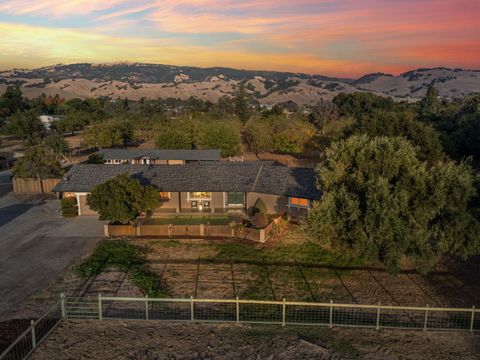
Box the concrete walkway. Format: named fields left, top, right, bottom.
left=0, top=190, right=105, bottom=320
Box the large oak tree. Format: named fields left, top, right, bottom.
left=304, top=135, right=480, bottom=274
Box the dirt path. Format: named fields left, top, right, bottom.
left=30, top=320, right=480, bottom=360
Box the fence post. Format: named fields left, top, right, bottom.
left=236, top=297, right=240, bottom=324
left=60, top=293, right=66, bottom=319
left=145, top=295, right=149, bottom=321
left=376, top=303, right=381, bottom=330
left=98, top=293, right=103, bottom=321
left=470, top=306, right=475, bottom=332
left=329, top=300, right=333, bottom=328
left=190, top=296, right=194, bottom=321
left=282, top=298, right=286, bottom=326
left=30, top=320, right=36, bottom=349
left=423, top=304, right=429, bottom=331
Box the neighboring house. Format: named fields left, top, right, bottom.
left=96, top=149, right=221, bottom=165
left=39, top=115, right=63, bottom=130
left=53, top=163, right=321, bottom=219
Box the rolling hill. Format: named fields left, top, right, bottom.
left=1, top=63, right=479, bottom=105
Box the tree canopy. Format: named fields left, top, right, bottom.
left=87, top=173, right=160, bottom=224
left=346, top=109, right=444, bottom=163
left=200, top=121, right=241, bottom=157
left=155, top=123, right=194, bottom=149
left=2, top=110, right=44, bottom=144
left=304, top=135, right=480, bottom=274
left=12, top=145, right=64, bottom=179
left=83, top=119, right=133, bottom=148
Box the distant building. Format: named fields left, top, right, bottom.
left=39, top=115, right=63, bottom=130
left=96, top=149, right=221, bottom=165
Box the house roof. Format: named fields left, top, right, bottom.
left=53, top=163, right=321, bottom=200
left=96, top=149, right=221, bottom=161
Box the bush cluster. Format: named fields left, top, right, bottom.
left=61, top=197, right=78, bottom=217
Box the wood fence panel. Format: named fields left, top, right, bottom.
left=12, top=177, right=60, bottom=194
left=139, top=225, right=170, bottom=236
left=107, top=225, right=136, bottom=237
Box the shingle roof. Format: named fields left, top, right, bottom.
left=96, top=149, right=221, bottom=161
left=53, top=163, right=321, bottom=200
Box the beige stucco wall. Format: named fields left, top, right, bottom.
left=246, top=192, right=288, bottom=215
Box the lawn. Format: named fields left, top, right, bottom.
left=143, top=216, right=232, bottom=225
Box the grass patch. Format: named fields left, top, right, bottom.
left=75, top=240, right=167, bottom=297
left=215, top=241, right=362, bottom=268
left=143, top=216, right=232, bottom=225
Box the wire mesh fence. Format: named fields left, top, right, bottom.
left=0, top=300, right=63, bottom=360
left=1, top=294, right=478, bottom=360
left=64, top=295, right=479, bottom=333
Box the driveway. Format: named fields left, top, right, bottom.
left=0, top=182, right=106, bottom=320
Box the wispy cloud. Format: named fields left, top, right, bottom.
left=0, top=0, right=129, bottom=17
left=0, top=0, right=479, bottom=75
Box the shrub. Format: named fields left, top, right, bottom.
left=87, top=153, right=104, bottom=164
left=250, top=197, right=268, bottom=216
left=251, top=212, right=270, bottom=229
left=61, top=197, right=78, bottom=217
left=75, top=240, right=166, bottom=297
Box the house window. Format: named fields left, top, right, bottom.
left=188, top=192, right=211, bottom=200
left=159, top=192, right=170, bottom=199
left=106, top=160, right=112, bottom=164
left=226, top=192, right=244, bottom=207
left=289, top=197, right=309, bottom=208
left=113, top=159, right=121, bottom=164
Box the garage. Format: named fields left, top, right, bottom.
left=77, top=193, right=97, bottom=216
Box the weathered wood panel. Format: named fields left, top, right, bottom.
left=12, top=177, right=60, bottom=194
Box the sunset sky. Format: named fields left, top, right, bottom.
left=0, top=0, right=479, bottom=77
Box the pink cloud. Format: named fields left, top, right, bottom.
left=0, top=0, right=128, bottom=17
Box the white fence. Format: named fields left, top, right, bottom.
left=67, top=294, right=479, bottom=332
left=0, top=299, right=64, bottom=360
left=1, top=294, right=478, bottom=360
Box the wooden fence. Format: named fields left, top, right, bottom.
left=12, top=177, right=60, bottom=194
left=105, top=222, right=275, bottom=242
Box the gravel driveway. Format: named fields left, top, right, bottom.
left=0, top=181, right=105, bottom=321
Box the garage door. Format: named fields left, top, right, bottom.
left=78, top=195, right=98, bottom=216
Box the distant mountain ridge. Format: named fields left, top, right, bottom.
left=1, top=63, right=479, bottom=105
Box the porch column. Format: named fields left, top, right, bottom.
left=76, top=193, right=82, bottom=216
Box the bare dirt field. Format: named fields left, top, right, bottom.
left=30, top=320, right=480, bottom=360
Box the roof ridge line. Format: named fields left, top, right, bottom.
left=251, top=165, right=264, bottom=192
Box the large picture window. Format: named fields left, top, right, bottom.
left=226, top=192, right=244, bottom=207
left=188, top=192, right=211, bottom=200
left=159, top=192, right=170, bottom=199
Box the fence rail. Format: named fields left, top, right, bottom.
left=2, top=294, right=478, bottom=360
left=0, top=299, right=64, bottom=360
left=68, top=295, right=479, bottom=332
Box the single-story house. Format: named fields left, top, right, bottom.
left=53, top=163, right=321, bottom=219
left=96, top=149, right=221, bottom=165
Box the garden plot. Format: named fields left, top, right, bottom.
left=38, top=237, right=480, bottom=312
left=303, top=267, right=358, bottom=304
